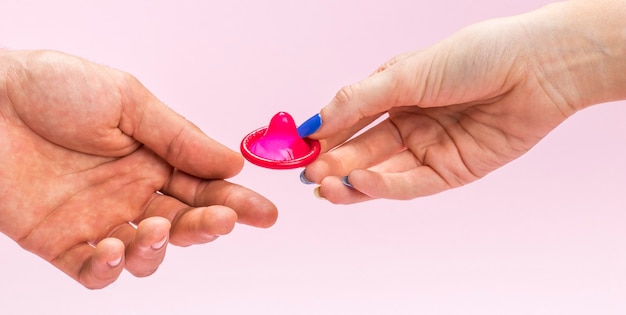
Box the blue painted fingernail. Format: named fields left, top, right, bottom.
left=341, top=176, right=354, bottom=189
left=297, top=113, right=322, bottom=138
left=300, top=170, right=315, bottom=185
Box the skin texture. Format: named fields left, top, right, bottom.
left=0, top=50, right=278, bottom=289
left=303, top=0, right=626, bottom=204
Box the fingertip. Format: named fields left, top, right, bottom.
left=125, top=217, right=171, bottom=277
left=188, top=129, right=245, bottom=179
left=241, top=195, right=278, bottom=228
left=301, top=154, right=343, bottom=184
left=96, top=238, right=126, bottom=264
left=169, top=206, right=238, bottom=247
left=107, top=255, right=123, bottom=268
left=94, top=238, right=125, bottom=268
left=206, top=206, right=238, bottom=235
left=317, top=177, right=347, bottom=203
left=210, top=183, right=278, bottom=229
left=138, top=214, right=172, bottom=229
left=80, top=238, right=125, bottom=290
left=135, top=216, right=172, bottom=247
left=341, top=176, right=354, bottom=189
left=299, top=169, right=316, bottom=185
left=313, top=186, right=325, bottom=200
left=310, top=103, right=348, bottom=139
left=317, top=176, right=372, bottom=204
left=346, top=169, right=388, bottom=198
left=220, top=148, right=245, bottom=178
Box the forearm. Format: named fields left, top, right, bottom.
left=523, top=0, right=626, bottom=110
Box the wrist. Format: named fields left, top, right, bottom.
left=524, top=0, right=626, bottom=111
left=0, top=50, right=9, bottom=102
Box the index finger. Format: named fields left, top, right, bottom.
left=313, top=58, right=422, bottom=140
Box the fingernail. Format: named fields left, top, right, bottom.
left=151, top=237, right=168, bottom=250
left=341, top=176, right=354, bottom=189
left=313, top=187, right=325, bottom=200
left=297, top=113, right=322, bottom=138
left=300, top=170, right=315, bottom=185
left=107, top=256, right=123, bottom=268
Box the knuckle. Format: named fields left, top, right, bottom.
left=376, top=57, right=400, bottom=73
left=334, top=83, right=361, bottom=105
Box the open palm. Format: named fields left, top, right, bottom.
left=0, top=50, right=277, bottom=288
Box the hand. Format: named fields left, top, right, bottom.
left=302, top=0, right=626, bottom=204
left=0, top=50, right=277, bottom=289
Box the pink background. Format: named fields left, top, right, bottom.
left=2, top=0, right=625, bottom=314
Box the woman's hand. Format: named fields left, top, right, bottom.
left=303, top=0, right=626, bottom=204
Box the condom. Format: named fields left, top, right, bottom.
left=240, top=112, right=321, bottom=169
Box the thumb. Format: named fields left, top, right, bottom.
left=119, top=76, right=243, bottom=179
left=312, top=21, right=516, bottom=141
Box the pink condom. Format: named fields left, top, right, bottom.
left=241, top=112, right=321, bottom=169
